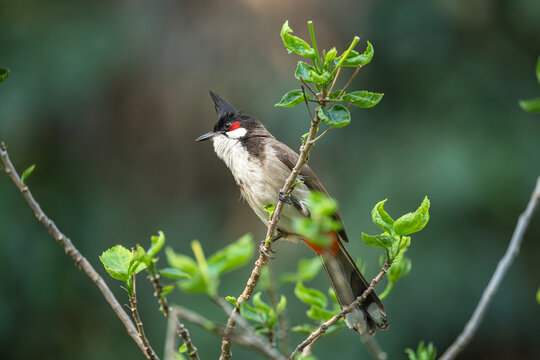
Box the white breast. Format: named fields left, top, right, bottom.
left=212, top=135, right=311, bottom=235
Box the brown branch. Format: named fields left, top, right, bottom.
left=329, top=65, right=362, bottom=110
left=219, top=111, right=323, bottom=359
left=129, top=270, right=159, bottom=360
left=173, top=305, right=286, bottom=360
left=150, top=273, right=199, bottom=360
left=0, top=143, right=150, bottom=357
left=440, top=177, right=540, bottom=360
left=290, top=261, right=392, bottom=359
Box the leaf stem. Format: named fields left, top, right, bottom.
left=331, top=36, right=360, bottom=78
left=308, top=21, right=322, bottom=72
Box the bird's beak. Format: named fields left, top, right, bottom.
left=196, top=131, right=217, bottom=142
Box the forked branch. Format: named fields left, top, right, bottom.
left=0, top=143, right=152, bottom=358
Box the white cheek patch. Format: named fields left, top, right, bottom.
left=227, top=127, right=247, bottom=139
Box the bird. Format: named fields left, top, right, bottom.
left=196, top=91, right=388, bottom=335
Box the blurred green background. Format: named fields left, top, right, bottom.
left=1, top=0, right=539, bottom=359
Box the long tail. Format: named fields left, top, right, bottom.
left=319, top=241, right=389, bottom=335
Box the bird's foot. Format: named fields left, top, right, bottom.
left=278, top=190, right=292, bottom=205
left=259, top=242, right=276, bottom=259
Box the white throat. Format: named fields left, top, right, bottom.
left=227, top=127, right=247, bottom=139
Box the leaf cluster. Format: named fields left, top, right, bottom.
left=165, top=234, right=254, bottom=296
left=405, top=341, right=437, bottom=360
left=275, top=21, right=383, bottom=128
left=236, top=292, right=287, bottom=336
left=292, top=282, right=344, bottom=336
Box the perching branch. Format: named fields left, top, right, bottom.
left=150, top=273, right=199, bottom=360
left=219, top=110, right=323, bottom=360
left=129, top=271, right=159, bottom=360
left=439, top=177, right=540, bottom=360
left=0, top=143, right=151, bottom=358
left=290, top=261, right=392, bottom=359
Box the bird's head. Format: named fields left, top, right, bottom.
left=196, top=91, right=268, bottom=143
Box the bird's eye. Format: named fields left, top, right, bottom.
left=224, top=121, right=232, bottom=130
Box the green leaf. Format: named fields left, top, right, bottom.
left=280, top=21, right=316, bottom=60
left=393, top=196, right=430, bottom=236
left=263, top=204, right=275, bottom=220
left=166, top=247, right=208, bottom=294
left=306, top=305, right=336, bottom=321
left=282, top=256, right=323, bottom=283
left=295, top=282, right=327, bottom=308
left=275, top=89, right=307, bottom=107
left=298, top=256, right=323, bottom=282
left=240, top=301, right=263, bottom=323
left=326, top=322, right=345, bottom=335
left=252, top=292, right=272, bottom=314
left=0, top=68, right=9, bottom=84
left=308, top=70, right=332, bottom=85
left=342, top=91, right=384, bottom=108
left=226, top=296, right=237, bottom=307
left=178, top=343, right=188, bottom=353
left=166, top=248, right=198, bottom=276
left=536, top=287, right=540, bottom=304
left=276, top=295, right=287, bottom=314
left=371, top=199, right=394, bottom=234
left=160, top=267, right=190, bottom=279
left=147, top=231, right=165, bottom=258
left=161, top=285, right=175, bottom=298
left=519, top=97, right=540, bottom=113
left=100, top=245, right=145, bottom=282
left=361, top=233, right=395, bottom=248
left=208, top=233, right=254, bottom=276
left=295, top=61, right=317, bottom=82
left=324, top=47, right=337, bottom=69
left=536, top=56, right=540, bottom=84
left=318, top=105, right=351, bottom=128
left=335, top=41, right=374, bottom=67
left=291, top=324, right=317, bottom=334
left=21, top=164, right=35, bottom=185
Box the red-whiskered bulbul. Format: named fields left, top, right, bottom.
left=196, top=91, right=388, bottom=335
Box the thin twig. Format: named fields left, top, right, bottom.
left=361, top=334, right=387, bottom=360
left=440, top=177, right=540, bottom=360
left=327, top=67, right=342, bottom=95
left=308, top=127, right=333, bottom=144
left=164, top=309, right=178, bottom=360
left=129, top=269, right=159, bottom=360
left=301, top=86, right=314, bottom=122
left=298, top=76, right=319, bottom=99
left=330, top=65, right=362, bottom=110
left=173, top=306, right=286, bottom=360
left=150, top=273, right=199, bottom=360
left=219, top=111, right=323, bottom=360
left=290, top=261, right=392, bottom=359
left=0, top=143, right=150, bottom=357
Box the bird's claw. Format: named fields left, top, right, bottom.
left=259, top=244, right=276, bottom=259
left=278, top=190, right=292, bottom=205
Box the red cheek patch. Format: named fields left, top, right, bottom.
left=228, top=122, right=241, bottom=131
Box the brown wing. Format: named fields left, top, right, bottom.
left=271, top=141, right=349, bottom=243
